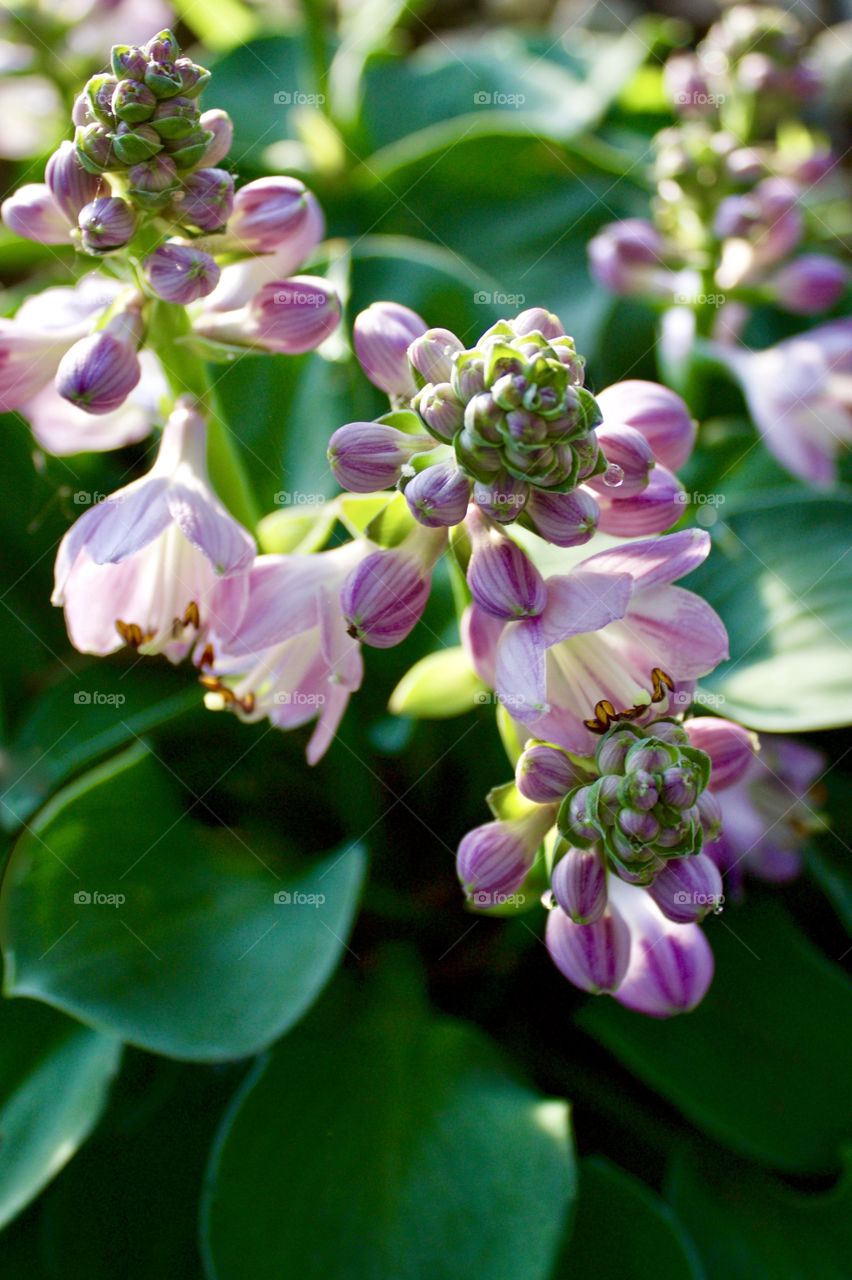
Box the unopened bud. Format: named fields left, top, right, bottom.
left=404, top=462, right=471, bottom=528
left=55, top=328, right=141, bottom=415
left=353, top=302, right=427, bottom=399
left=144, top=243, right=220, bottom=303
left=78, top=196, right=136, bottom=252
left=522, top=487, right=599, bottom=547
left=551, top=846, right=607, bottom=923
left=46, top=141, right=102, bottom=223
left=175, top=167, right=234, bottom=230
left=328, top=422, right=431, bottom=492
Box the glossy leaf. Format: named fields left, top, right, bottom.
left=0, top=745, right=366, bottom=1061
left=202, top=960, right=575, bottom=1280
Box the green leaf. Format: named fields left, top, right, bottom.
left=577, top=898, right=852, bottom=1173
left=0, top=664, right=201, bottom=832
left=687, top=493, right=852, bottom=730
left=0, top=998, right=120, bottom=1230
left=256, top=504, right=338, bottom=554
left=172, top=0, right=258, bottom=49
left=0, top=745, right=366, bottom=1061
left=389, top=647, right=487, bottom=718
left=201, top=959, right=575, bottom=1280
left=667, top=1146, right=852, bottom=1280
left=553, top=1157, right=704, bottom=1279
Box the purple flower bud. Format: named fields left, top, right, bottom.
left=648, top=854, right=723, bottom=923
left=457, top=821, right=537, bottom=904
left=72, top=92, right=94, bottom=127
left=509, top=307, right=565, bottom=340
left=408, top=327, right=464, bottom=384
left=78, top=196, right=136, bottom=252
left=46, top=142, right=102, bottom=223
left=151, top=95, right=199, bottom=140
left=772, top=255, right=847, bottom=316
left=522, top=487, right=599, bottom=547
left=112, top=122, right=162, bottom=166
left=328, top=422, right=430, bottom=492
left=659, top=764, right=698, bottom=809
left=144, top=243, right=220, bottom=303
left=145, top=30, right=181, bottom=64
left=86, top=74, right=119, bottom=125
left=696, top=789, right=723, bottom=840
left=414, top=382, right=465, bottom=442
left=596, top=465, right=684, bottom=536
left=127, top=155, right=180, bottom=210
left=353, top=302, right=427, bottom=398
left=614, top=902, right=714, bottom=1016
left=559, top=786, right=599, bottom=846
left=404, top=462, right=471, bottom=528
left=621, top=768, right=659, bottom=811
left=247, top=278, right=341, bottom=354
left=75, top=124, right=117, bottom=174
left=596, top=725, right=642, bottom=775
left=174, top=58, right=211, bottom=98
left=175, top=167, right=234, bottom=231
left=145, top=61, right=184, bottom=101
left=595, top=380, right=696, bottom=471
left=725, top=147, right=766, bottom=183
left=517, top=744, right=583, bottom=803
left=341, top=547, right=432, bottom=648
left=588, top=219, right=666, bottom=296
left=546, top=904, right=631, bottom=994
left=586, top=423, right=654, bottom=498
left=551, top=846, right=607, bottom=923
left=473, top=473, right=531, bottom=525
left=112, top=77, right=157, bottom=124
left=228, top=176, right=315, bottom=252
left=664, top=52, right=713, bottom=115
left=164, top=128, right=214, bottom=170
left=684, top=717, right=758, bottom=791
left=1, top=184, right=69, bottom=245
left=467, top=530, right=546, bottom=620
left=111, top=45, right=148, bottom=82
left=199, top=109, right=233, bottom=166
left=55, top=330, right=141, bottom=415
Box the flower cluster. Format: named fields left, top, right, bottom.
left=1, top=29, right=339, bottom=453
left=1, top=23, right=826, bottom=1026
left=587, top=2, right=851, bottom=486
left=458, top=708, right=759, bottom=1016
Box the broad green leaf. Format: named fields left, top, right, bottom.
left=389, top=647, right=487, bottom=718
left=577, top=898, right=852, bottom=1173
left=202, top=959, right=575, bottom=1280
left=553, top=1157, right=704, bottom=1279
left=0, top=745, right=366, bottom=1061
left=0, top=998, right=120, bottom=1230
left=667, top=1146, right=852, bottom=1280
left=0, top=664, right=201, bottom=832
left=686, top=493, right=852, bottom=730
left=256, top=504, right=338, bottom=554
left=173, top=0, right=258, bottom=50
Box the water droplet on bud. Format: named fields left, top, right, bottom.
left=603, top=462, right=624, bottom=488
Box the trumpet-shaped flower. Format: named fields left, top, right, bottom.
left=52, top=398, right=255, bottom=662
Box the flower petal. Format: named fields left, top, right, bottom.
left=624, top=584, right=729, bottom=678
left=540, top=568, right=632, bottom=647
left=168, top=483, right=255, bottom=576
left=495, top=617, right=548, bottom=720
left=582, top=528, right=711, bottom=589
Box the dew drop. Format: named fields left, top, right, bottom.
left=603, top=462, right=624, bottom=488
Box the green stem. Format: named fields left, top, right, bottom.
left=301, top=0, right=331, bottom=116
left=147, top=301, right=261, bottom=531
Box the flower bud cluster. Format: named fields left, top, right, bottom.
left=589, top=3, right=847, bottom=321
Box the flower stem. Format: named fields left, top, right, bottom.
left=147, top=300, right=261, bottom=531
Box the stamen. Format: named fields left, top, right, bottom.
left=197, top=643, right=214, bottom=669
left=116, top=619, right=155, bottom=648
left=584, top=667, right=675, bottom=734
left=197, top=672, right=255, bottom=714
